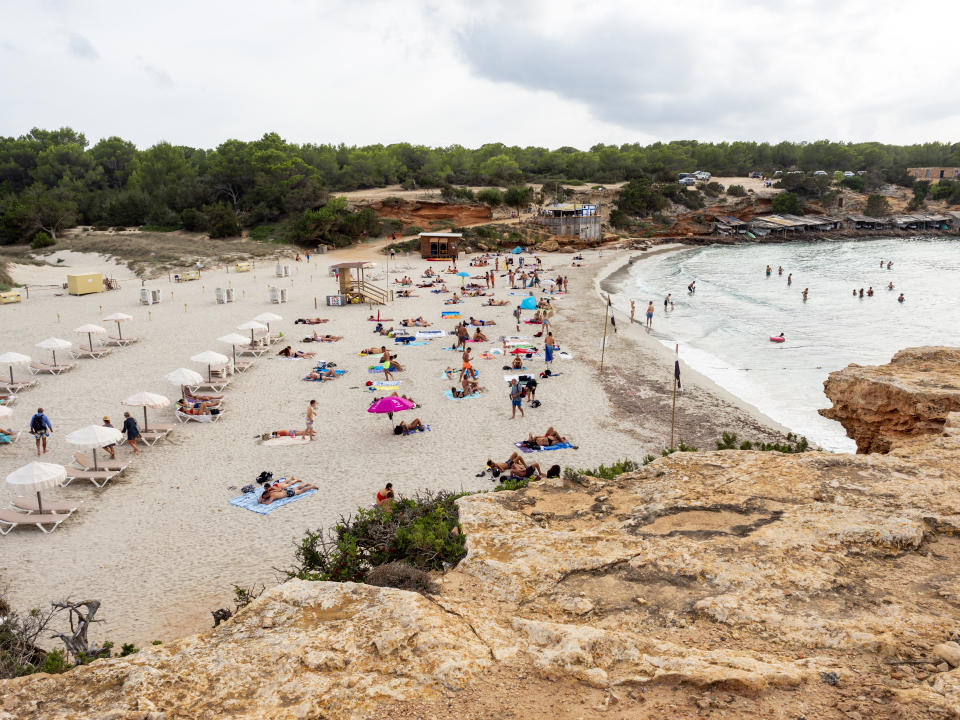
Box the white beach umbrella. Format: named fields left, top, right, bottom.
left=103, top=312, right=133, bottom=340
left=0, top=351, right=31, bottom=385
left=122, top=391, right=171, bottom=432
left=5, top=461, right=66, bottom=515
left=237, top=320, right=268, bottom=345
left=66, top=425, right=123, bottom=471
left=254, top=312, right=282, bottom=333
left=0, top=406, right=12, bottom=420
left=35, top=337, right=72, bottom=366
left=166, top=367, right=205, bottom=397
left=190, top=350, right=229, bottom=381
left=217, top=333, right=251, bottom=366
left=73, top=323, right=107, bottom=350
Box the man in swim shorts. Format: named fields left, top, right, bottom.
left=305, top=399, right=316, bottom=441
left=509, top=378, right=524, bottom=419
left=646, top=301, right=655, bottom=329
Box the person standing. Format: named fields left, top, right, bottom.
left=102, top=416, right=117, bottom=459
left=305, top=399, right=317, bottom=441
left=544, top=331, right=555, bottom=364
left=663, top=293, right=671, bottom=312
left=646, top=301, right=655, bottom=329
left=380, top=346, right=393, bottom=381
left=630, top=300, right=636, bottom=324
left=461, top=346, right=473, bottom=377
left=509, top=378, right=525, bottom=419
left=121, top=411, right=141, bottom=455
left=30, top=407, right=53, bottom=456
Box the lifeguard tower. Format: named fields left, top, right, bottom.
left=328, top=262, right=390, bottom=305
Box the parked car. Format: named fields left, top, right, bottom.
left=773, top=170, right=783, bottom=176
left=843, top=171, right=855, bottom=177
left=750, top=171, right=762, bottom=179
left=678, top=177, right=697, bottom=186
left=678, top=172, right=693, bottom=179
left=694, top=171, right=711, bottom=181
left=813, top=170, right=828, bottom=176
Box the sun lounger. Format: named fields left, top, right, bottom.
left=0, top=431, right=21, bottom=444
left=29, top=361, right=77, bottom=375
left=62, top=468, right=119, bottom=488
left=176, top=409, right=224, bottom=423
left=71, top=452, right=128, bottom=472
left=71, top=345, right=113, bottom=359
left=10, top=496, right=82, bottom=515
left=234, top=360, right=255, bottom=374
left=103, top=335, right=139, bottom=346
left=0, top=393, right=16, bottom=405
left=138, top=426, right=174, bottom=445
left=188, top=380, right=230, bottom=393
left=0, top=508, right=73, bottom=534
left=1, top=379, right=37, bottom=393
left=239, top=346, right=268, bottom=358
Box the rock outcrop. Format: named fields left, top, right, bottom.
left=821, top=346, right=960, bottom=452
left=5, top=349, right=960, bottom=719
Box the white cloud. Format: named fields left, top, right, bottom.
left=0, top=0, right=957, bottom=149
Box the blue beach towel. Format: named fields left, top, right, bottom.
left=229, top=483, right=317, bottom=514
left=443, top=389, right=481, bottom=400
left=514, top=441, right=574, bottom=453
left=302, top=369, right=347, bottom=381
left=396, top=340, right=428, bottom=346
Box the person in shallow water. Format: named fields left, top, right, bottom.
left=859, top=288, right=864, bottom=298
left=867, top=287, right=874, bottom=297
left=778, top=266, right=783, bottom=275
left=787, top=273, right=792, bottom=285
left=688, top=280, right=696, bottom=293
left=765, top=265, right=772, bottom=276
left=801, top=288, right=809, bottom=301
left=898, top=293, right=905, bottom=303
left=888, top=282, right=894, bottom=290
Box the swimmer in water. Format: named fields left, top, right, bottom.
left=888, top=282, right=894, bottom=290
left=787, top=273, right=792, bottom=285
left=887, top=261, right=893, bottom=269
left=859, top=288, right=864, bottom=298
left=776, top=332, right=785, bottom=339
left=778, top=266, right=783, bottom=275
left=898, top=293, right=905, bottom=303
left=880, top=259, right=884, bottom=268
left=765, top=265, right=772, bottom=276
left=801, top=288, right=809, bottom=301
left=867, top=286, right=874, bottom=297
left=852, top=289, right=857, bottom=297
left=688, top=280, right=696, bottom=293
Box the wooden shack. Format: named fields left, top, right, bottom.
left=328, top=261, right=389, bottom=305
left=419, top=232, right=461, bottom=260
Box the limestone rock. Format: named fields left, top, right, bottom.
left=538, top=239, right=560, bottom=252
left=934, top=641, right=960, bottom=668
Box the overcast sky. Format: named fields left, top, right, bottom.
left=1, top=0, right=958, bottom=150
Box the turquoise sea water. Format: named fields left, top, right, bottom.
left=620, top=237, right=960, bottom=452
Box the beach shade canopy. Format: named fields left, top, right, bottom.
left=103, top=312, right=133, bottom=340
left=237, top=319, right=268, bottom=344
left=456, top=271, right=470, bottom=277
left=254, top=312, right=282, bottom=325
left=0, top=351, right=31, bottom=385
left=74, top=323, right=107, bottom=350
left=0, top=405, right=12, bottom=419
left=519, top=296, right=538, bottom=310
left=512, top=246, right=523, bottom=254
left=36, top=337, right=72, bottom=366
left=6, top=461, right=66, bottom=515
left=367, top=396, right=415, bottom=414
left=190, top=350, right=229, bottom=382
left=66, top=425, right=123, bottom=471
left=122, top=391, right=170, bottom=432
left=166, top=367, right=204, bottom=396
left=217, top=333, right=252, bottom=365
left=510, top=347, right=535, bottom=355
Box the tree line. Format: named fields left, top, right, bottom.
left=3, top=127, right=959, bottom=245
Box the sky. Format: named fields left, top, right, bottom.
left=1, top=0, right=959, bottom=150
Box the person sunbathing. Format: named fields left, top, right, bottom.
left=259, top=430, right=300, bottom=439
left=394, top=418, right=425, bottom=435
left=0, top=427, right=14, bottom=443
left=177, top=399, right=220, bottom=415
left=469, top=317, right=496, bottom=326
left=400, top=317, right=430, bottom=327
left=509, top=460, right=543, bottom=480
left=487, top=452, right=526, bottom=474
left=397, top=290, right=417, bottom=297
left=450, top=386, right=467, bottom=398
left=184, top=396, right=222, bottom=407
left=258, top=477, right=318, bottom=504
left=278, top=346, right=315, bottom=358
left=444, top=294, right=461, bottom=305
left=511, top=355, right=524, bottom=369
left=311, top=332, right=342, bottom=342
left=295, top=318, right=329, bottom=324
left=424, top=268, right=435, bottom=277
left=304, top=369, right=337, bottom=381
left=184, top=392, right=223, bottom=401
left=528, top=427, right=567, bottom=447
left=472, top=328, right=488, bottom=342
left=485, top=298, right=509, bottom=306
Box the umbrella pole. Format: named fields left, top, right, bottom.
left=52, top=350, right=57, bottom=366
left=92, top=447, right=99, bottom=471
left=233, top=345, right=237, bottom=366
left=36, top=490, right=44, bottom=516
left=88, top=332, right=92, bottom=349
left=143, top=406, right=149, bottom=432
left=117, top=321, right=123, bottom=340
left=208, top=364, right=212, bottom=382
left=8, top=367, right=12, bottom=384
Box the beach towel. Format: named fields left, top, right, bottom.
left=371, top=385, right=400, bottom=392
left=416, top=330, right=445, bottom=338
left=444, top=389, right=481, bottom=400
left=441, top=311, right=460, bottom=318
left=514, top=441, right=574, bottom=453
left=372, top=380, right=402, bottom=386
left=396, top=340, right=428, bottom=346
left=260, top=435, right=311, bottom=447
left=403, top=425, right=431, bottom=435
left=229, top=482, right=317, bottom=514
left=479, top=353, right=495, bottom=360
left=302, top=369, right=347, bottom=381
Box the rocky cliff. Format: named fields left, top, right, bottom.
left=4, top=350, right=960, bottom=719
left=820, top=346, right=960, bottom=453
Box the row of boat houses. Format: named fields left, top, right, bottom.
left=713, top=211, right=959, bottom=237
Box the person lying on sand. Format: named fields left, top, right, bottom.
left=304, top=368, right=338, bottom=381
left=295, top=318, right=329, bottom=324
left=397, top=290, right=417, bottom=297
left=509, top=461, right=543, bottom=480
left=184, top=392, right=223, bottom=402
left=511, top=355, right=524, bottom=369
left=278, top=346, right=315, bottom=358
left=360, top=347, right=384, bottom=355
left=486, top=453, right=525, bottom=474
left=260, top=430, right=300, bottom=439
left=444, top=294, right=461, bottom=305
left=258, top=477, right=318, bottom=504
left=528, top=427, right=568, bottom=447
left=472, top=328, right=488, bottom=342
left=399, top=317, right=431, bottom=327
left=461, top=375, right=484, bottom=394
left=469, top=317, right=496, bottom=326
left=485, top=298, right=509, bottom=306
left=450, top=386, right=469, bottom=398
left=394, top=418, right=425, bottom=435
left=443, top=367, right=457, bottom=379
left=424, top=268, right=435, bottom=277
left=309, top=332, right=342, bottom=342
left=184, top=396, right=222, bottom=408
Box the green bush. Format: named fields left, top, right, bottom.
left=203, top=203, right=241, bottom=239
left=401, top=225, right=423, bottom=236
left=727, top=184, right=747, bottom=197
left=840, top=176, right=866, bottom=192
left=140, top=224, right=179, bottom=232
left=865, top=194, right=891, bottom=217
left=30, top=231, right=55, bottom=249
left=179, top=208, right=207, bottom=232
left=574, top=459, right=640, bottom=479
left=772, top=192, right=801, bottom=214
left=247, top=225, right=279, bottom=242
left=477, top=188, right=504, bottom=207
left=714, top=431, right=809, bottom=453
left=286, top=490, right=467, bottom=583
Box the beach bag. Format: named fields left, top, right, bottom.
left=531, top=399, right=541, bottom=408
left=30, top=414, right=44, bottom=433
left=546, top=464, right=560, bottom=478
left=256, top=471, right=273, bottom=485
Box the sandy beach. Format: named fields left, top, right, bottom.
left=0, top=244, right=785, bottom=645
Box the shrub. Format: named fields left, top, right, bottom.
left=840, top=176, right=866, bottom=192
left=365, top=562, right=438, bottom=594
left=865, top=194, right=891, bottom=217
left=286, top=490, right=467, bottom=583
left=180, top=207, right=207, bottom=232
left=401, top=225, right=423, bottom=236
left=772, top=192, right=801, bottom=214
left=677, top=190, right=705, bottom=210
left=574, top=459, right=639, bottom=479
left=203, top=203, right=241, bottom=238
left=30, top=231, right=55, bottom=249
left=477, top=188, right=504, bottom=207
left=727, top=184, right=747, bottom=197
left=140, top=224, right=179, bottom=232
left=714, top=431, right=809, bottom=453
left=247, top=225, right=279, bottom=242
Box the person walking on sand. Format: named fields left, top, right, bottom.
left=646, top=301, right=655, bottom=329
left=102, top=416, right=117, bottom=459
left=462, top=346, right=473, bottom=377
left=509, top=378, right=525, bottom=419
left=305, top=399, right=317, bottom=441
left=380, top=347, right=393, bottom=381
left=29, top=407, right=53, bottom=456
left=630, top=300, right=636, bottom=324
left=121, top=411, right=142, bottom=455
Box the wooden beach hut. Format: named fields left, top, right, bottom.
left=419, top=232, right=461, bottom=260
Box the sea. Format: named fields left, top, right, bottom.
left=616, top=237, right=960, bottom=452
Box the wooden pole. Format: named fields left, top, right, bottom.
left=670, top=343, right=678, bottom=449
left=599, top=296, right=610, bottom=372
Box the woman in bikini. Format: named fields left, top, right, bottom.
left=258, top=477, right=318, bottom=505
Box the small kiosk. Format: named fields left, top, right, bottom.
left=419, top=232, right=461, bottom=260
left=67, top=273, right=104, bottom=296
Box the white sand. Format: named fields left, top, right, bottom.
left=0, top=244, right=779, bottom=645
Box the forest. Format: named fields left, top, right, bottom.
left=2, top=127, right=958, bottom=246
